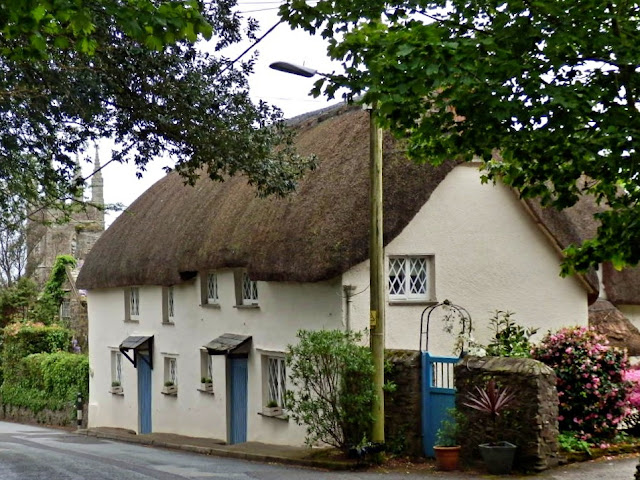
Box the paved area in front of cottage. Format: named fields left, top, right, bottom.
left=0, top=421, right=636, bottom=479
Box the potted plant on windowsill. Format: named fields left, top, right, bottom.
left=162, top=381, right=177, bottom=395
left=110, top=381, right=123, bottom=395
left=463, top=379, right=517, bottom=474
left=200, top=377, right=213, bottom=392
left=262, top=400, right=283, bottom=417
left=433, top=409, right=462, bottom=471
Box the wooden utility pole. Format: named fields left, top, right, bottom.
left=368, top=105, right=385, bottom=444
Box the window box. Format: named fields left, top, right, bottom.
left=262, top=405, right=283, bottom=417
left=110, top=382, right=123, bottom=395
left=162, top=382, right=178, bottom=395
left=200, top=378, right=213, bottom=393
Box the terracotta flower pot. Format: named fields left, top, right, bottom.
left=434, top=445, right=461, bottom=471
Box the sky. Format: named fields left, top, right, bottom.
left=87, top=3, right=343, bottom=227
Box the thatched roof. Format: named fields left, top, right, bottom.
left=76, top=104, right=629, bottom=299
left=589, top=299, right=640, bottom=356
left=77, top=105, right=458, bottom=289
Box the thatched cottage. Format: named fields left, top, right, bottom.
left=77, top=104, right=640, bottom=445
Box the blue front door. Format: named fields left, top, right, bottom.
left=229, top=357, right=248, bottom=444
left=137, top=352, right=152, bottom=434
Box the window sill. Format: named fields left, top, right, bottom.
left=258, top=412, right=289, bottom=421
left=109, top=388, right=124, bottom=395
left=388, top=300, right=438, bottom=306
left=197, top=388, right=215, bottom=395
left=234, top=304, right=259, bottom=310
left=123, top=319, right=140, bottom=323
left=201, top=303, right=221, bottom=309
left=162, top=321, right=175, bottom=326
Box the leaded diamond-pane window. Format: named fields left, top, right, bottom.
left=267, top=357, right=286, bottom=406
left=242, top=272, right=258, bottom=304
left=130, top=287, right=140, bottom=317
left=168, top=286, right=175, bottom=318
left=388, top=258, right=406, bottom=296
left=388, top=256, right=433, bottom=301
left=207, top=273, right=218, bottom=303
left=111, top=351, right=123, bottom=384
left=168, top=358, right=177, bottom=385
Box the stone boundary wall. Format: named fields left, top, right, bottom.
left=455, top=356, right=559, bottom=471
left=0, top=403, right=88, bottom=429
left=384, top=350, right=422, bottom=456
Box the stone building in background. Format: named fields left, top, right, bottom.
left=25, top=147, right=106, bottom=349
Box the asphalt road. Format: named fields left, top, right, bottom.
left=0, top=421, right=637, bottom=479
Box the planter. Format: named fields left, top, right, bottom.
left=200, top=382, right=213, bottom=392
left=162, top=385, right=178, bottom=395
left=434, top=445, right=461, bottom=471
left=262, top=406, right=283, bottom=417
left=109, top=386, right=123, bottom=395
left=479, top=441, right=517, bottom=475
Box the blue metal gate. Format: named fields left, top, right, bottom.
left=421, top=352, right=457, bottom=456
left=137, top=352, right=152, bottom=434
left=419, top=301, right=472, bottom=457
left=229, top=357, right=248, bottom=444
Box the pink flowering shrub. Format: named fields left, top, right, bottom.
left=622, top=366, right=640, bottom=431
left=531, top=326, right=632, bottom=439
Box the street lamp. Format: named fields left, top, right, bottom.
left=269, top=61, right=386, bottom=445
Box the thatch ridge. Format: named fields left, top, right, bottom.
left=77, top=107, right=457, bottom=289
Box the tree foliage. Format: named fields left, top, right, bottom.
left=280, top=0, right=640, bottom=273
left=1, top=0, right=313, bottom=228
left=285, top=329, right=375, bottom=451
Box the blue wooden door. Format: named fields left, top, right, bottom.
left=421, top=352, right=457, bottom=456
left=137, top=352, right=152, bottom=434
left=229, top=357, right=248, bottom=444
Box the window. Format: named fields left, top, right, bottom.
left=241, top=272, right=258, bottom=305
left=200, top=272, right=219, bottom=306
left=168, top=287, right=175, bottom=318
left=207, top=274, right=218, bottom=303
left=110, top=351, right=123, bottom=385
left=124, top=287, right=140, bottom=321
left=200, top=350, right=213, bottom=382
left=266, top=356, right=286, bottom=407
left=162, top=286, right=175, bottom=324
left=60, top=298, right=71, bottom=320
left=388, top=256, right=435, bottom=302
left=164, top=357, right=178, bottom=385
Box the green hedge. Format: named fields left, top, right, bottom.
left=1, top=352, right=88, bottom=412
left=0, top=322, right=86, bottom=413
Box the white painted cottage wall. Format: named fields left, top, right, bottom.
left=343, top=164, right=589, bottom=356
left=87, top=271, right=344, bottom=445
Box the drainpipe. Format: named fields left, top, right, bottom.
left=343, top=285, right=356, bottom=332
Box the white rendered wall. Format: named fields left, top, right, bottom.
left=87, top=273, right=344, bottom=445
left=343, top=164, right=589, bottom=356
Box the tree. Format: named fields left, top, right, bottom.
left=285, top=329, right=375, bottom=451
left=1, top=0, right=313, bottom=227
left=280, top=0, right=640, bottom=274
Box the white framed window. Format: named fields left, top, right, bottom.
left=265, top=355, right=286, bottom=407
left=164, top=356, right=178, bottom=385
left=200, top=272, right=220, bottom=307
left=162, top=286, right=175, bottom=324
left=200, top=350, right=213, bottom=382
left=124, top=287, right=140, bottom=321
left=110, top=350, right=123, bottom=385
left=207, top=273, right=218, bottom=303
left=60, top=298, right=71, bottom=319
left=388, top=256, right=435, bottom=302
left=242, top=272, right=258, bottom=305
left=168, top=286, right=175, bottom=318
